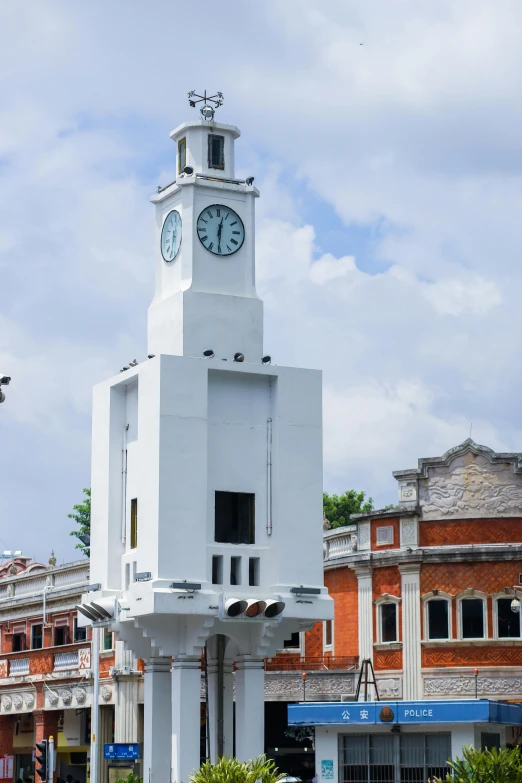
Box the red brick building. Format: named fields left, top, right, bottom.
left=0, top=557, right=142, bottom=783
left=317, top=439, right=522, bottom=702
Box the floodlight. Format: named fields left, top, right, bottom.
left=203, top=349, right=215, bottom=358
left=234, top=353, right=245, bottom=363
left=184, top=166, right=194, bottom=175
left=246, top=176, right=254, bottom=185
left=261, top=356, right=271, bottom=365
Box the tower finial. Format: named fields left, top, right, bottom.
left=187, top=90, right=224, bottom=122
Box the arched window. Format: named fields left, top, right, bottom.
left=496, top=596, right=521, bottom=639
left=376, top=596, right=400, bottom=643
left=426, top=598, right=450, bottom=640
left=458, top=593, right=487, bottom=640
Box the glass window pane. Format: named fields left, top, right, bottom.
left=461, top=598, right=484, bottom=639
left=426, top=734, right=451, bottom=766
left=400, top=735, right=424, bottom=766
left=428, top=600, right=449, bottom=639
left=381, top=604, right=397, bottom=642
left=498, top=598, right=521, bottom=638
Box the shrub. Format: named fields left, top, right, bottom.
left=433, top=745, right=522, bottom=783
left=191, top=755, right=286, bottom=783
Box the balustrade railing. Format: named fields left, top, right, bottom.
left=324, top=526, right=357, bottom=560
left=9, top=658, right=30, bottom=676
left=54, top=650, right=79, bottom=670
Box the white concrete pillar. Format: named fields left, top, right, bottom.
left=399, top=562, right=422, bottom=700
left=172, top=657, right=202, bottom=783
left=207, top=655, right=234, bottom=760
left=235, top=656, right=265, bottom=762
left=144, top=656, right=172, bottom=783
left=114, top=642, right=140, bottom=743
left=354, top=566, right=374, bottom=699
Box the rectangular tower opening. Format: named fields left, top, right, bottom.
left=212, top=555, right=223, bottom=585
left=230, top=556, right=242, bottom=585
left=215, top=491, right=255, bottom=544
left=208, top=134, right=225, bottom=169
left=130, top=498, right=138, bottom=549
left=248, top=557, right=260, bottom=586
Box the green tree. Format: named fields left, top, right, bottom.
left=192, top=755, right=286, bottom=783
left=434, top=745, right=522, bottom=783
left=323, top=489, right=374, bottom=528
left=69, top=487, right=91, bottom=558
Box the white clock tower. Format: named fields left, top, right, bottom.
left=84, top=97, right=332, bottom=783
left=148, top=119, right=263, bottom=362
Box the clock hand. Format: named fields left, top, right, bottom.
left=217, top=218, right=223, bottom=252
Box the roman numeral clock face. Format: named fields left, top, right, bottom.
left=197, top=205, right=245, bottom=256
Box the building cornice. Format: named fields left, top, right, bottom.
left=393, top=438, right=522, bottom=480
left=325, top=543, right=522, bottom=570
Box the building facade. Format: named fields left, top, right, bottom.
left=0, top=556, right=142, bottom=783
left=283, top=439, right=522, bottom=783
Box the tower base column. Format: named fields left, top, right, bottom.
left=234, top=657, right=265, bottom=762
left=144, top=656, right=172, bottom=783
left=172, top=657, right=202, bottom=782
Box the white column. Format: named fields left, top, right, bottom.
left=207, top=658, right=234, bottom=760
left=400, top=563, right=422, bottom=700
left=172, top=657, right=202, bottom=783
left=144, top=656, right=172, bottom=783
left=235, top=657, right=265, bottom=762
left=114, top=643, right=140, bottom=743
left=354, top=566, right=373, bottom=699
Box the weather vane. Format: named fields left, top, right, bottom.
left=187, top=90, right=224, bottom=121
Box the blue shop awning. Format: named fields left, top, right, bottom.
left=288, top=700, right=522, bottom=727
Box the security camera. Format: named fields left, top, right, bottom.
left=0, top=376, right=10, bottom=386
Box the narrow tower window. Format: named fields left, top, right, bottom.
left=380, top=603, right=397, bottom=643
left=130, top=498, right=138, bottom=549
left=208, top=134, right=225, bottom=169
left=178, top=137, right=186, bottom=173
left=212, top=555, right=223, bottom=585
left=248, top=557, right=260, bottom=586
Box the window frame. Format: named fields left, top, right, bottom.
left=323, top=619, right=334, bottom=652
left=457, top=592, right=487, bottom=641
left=130, top=498, right=138, bottom=550
left=30, top=623, right=43, bottom=650
left=423, top=593, right=453, bottom=641
left=178, top=137, right=187, bottom=174
left=101, top=628, right=114, bottom=652
left=494, top=593, right=522, bottom=640
left=208, top=134, right=225, bottom=170
left=375, top=596, right=400, bottom=644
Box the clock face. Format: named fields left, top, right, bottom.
left=161, top=210, right=182, bottom=262
left=197, top=204, right=245, bottom=256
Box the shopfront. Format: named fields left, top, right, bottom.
left=288, top=700, right=522, bottom=783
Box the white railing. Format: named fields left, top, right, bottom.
left=54, top=650, right=79, bottom=670
left=9, top=658, right=29, bottom=676
left=324, top=526, right=357, bottom=561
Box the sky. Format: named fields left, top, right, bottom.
left=2, top=0, right=522, bottom=564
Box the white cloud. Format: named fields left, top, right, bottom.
left=2, top=0, right=522, bottom=559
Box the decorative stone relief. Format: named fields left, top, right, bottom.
left=60, top=689, right=72, bottom=705
left=101, top=685, right=112, bottom=701
left=424, top=676, right=522, bottom=697
left=400, top=517, right=418, bottom=547
left=358, top=522, right=371, bottom=551
left=376, top=526, right=393, bottom=546
left=420, top=455, right=522, bottom=519
left=79, top=648, right=91, bottom=669
left=23, top=692, right=35, bottom=708
left=399, top=482, right=417, bottom=503
left=376, top=677, right=402, bottom=699
left=2, top=696, right=12, bottom=710
left=264, top=673, right=355, bottom=700
left=47, top=690, right=59, bottom=706
left=75, top=687, right=87, bottom=705
left=6, top=585, right=14, bottom=598
left=13, top=694, right=23, bottom=710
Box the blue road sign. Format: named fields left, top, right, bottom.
left=104, top=744, right=140, bottom=760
